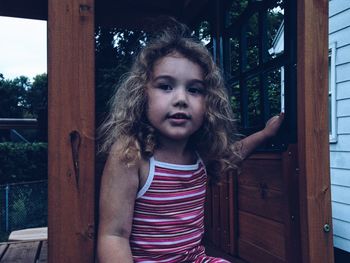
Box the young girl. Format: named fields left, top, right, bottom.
left=97, top=22, right=283, bottom=263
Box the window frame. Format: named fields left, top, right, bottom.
left=329, top=41, right=337, bottom=143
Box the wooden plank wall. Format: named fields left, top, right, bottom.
left=238, top=153, right=286, bottom=263
left=205, top=145, right=301, bottom=263
left=236, top=149, right=302, bottom=263
left=48, top=0, right=95, bottom=262
left=204, top=174, right=237, bottom=256
left=329, top=0, right=350, bottom=253
left=297, top=0, right=334, bottom=262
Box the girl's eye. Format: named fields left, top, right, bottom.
left=187, top=86, right=204, bottom=95
left=158, top=84, right=172, bottom=91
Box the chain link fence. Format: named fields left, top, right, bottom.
left=0, top=180, right=47, bottom=242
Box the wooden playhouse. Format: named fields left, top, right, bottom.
left=0, top=0, right=333, bottom=262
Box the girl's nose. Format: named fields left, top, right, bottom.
left=173, top=87, right=188, bottom=108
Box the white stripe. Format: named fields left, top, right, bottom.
left=155, top=172, right=197, bottom=178
left=137, top=157, right=155, bottom=199
left=153, top=157, right=200, bottom=170
left=132, top=228, right=200, bottom=238
left=141, top=189, right=205, bottom=201
left=134, top=213, right=198, bottom=222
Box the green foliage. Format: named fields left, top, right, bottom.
left=11, top=191, right=28, bottom=227
left=227, top=1, right=285, bottom=129
left=0, top=73, right=48, bottom=119
left=227, top=0, right=249, bottom=24
left=0, top=142, right=47, bottom=184
left=0, top=74, right=29, bottom=118
left=0, top=181, right=48, bottom=241
left=8, top=183, right=48, bottom=230
left=26, top=73, right=48, bottom=118
left=95, top=26, right=148, bottom=125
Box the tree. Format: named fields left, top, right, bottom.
left=26, top=73, right=48, bottom=118
left=95, top=26, right=147, bottom=126
left=0, top=74, right=29, bottom=118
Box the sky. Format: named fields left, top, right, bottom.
left=0, top=16, right=47, bottom=81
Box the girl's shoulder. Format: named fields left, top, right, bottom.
left=106, top=141, right=142, bottom=179
left=101, top=142, right=141, bottom=202
left=109, top=141, right=152, bottom=190
left=108, top=140, right=141, bottom=166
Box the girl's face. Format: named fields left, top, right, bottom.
left=146, top=52, right=206, bottom=145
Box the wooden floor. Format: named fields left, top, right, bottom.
left=0, top=240, right=47, bottom=263
left=0, top=240, right=246, bottom=263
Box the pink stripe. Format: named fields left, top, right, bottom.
left=131, top=161, right=217, bottom=262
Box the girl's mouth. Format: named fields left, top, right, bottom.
left=168, top=113, right=191, bottom=119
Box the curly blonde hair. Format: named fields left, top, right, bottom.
left=98, top=21, right=242, bottom=181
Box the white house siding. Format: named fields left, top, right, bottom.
left=329, top=0, right=350, bottom=253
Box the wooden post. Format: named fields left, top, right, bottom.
left=48, top=0, right=95, bottom=262
left=297, top=0, right=334, bottom=262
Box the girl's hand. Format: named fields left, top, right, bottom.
left=263, top=112, right=284, bottom=139
left=238, top=113, right=284, bottom=159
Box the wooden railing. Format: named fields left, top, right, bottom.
left=0, top=118, right=38, bottom=130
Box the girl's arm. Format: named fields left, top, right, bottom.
left=239, top=113, right=284, bottom=160
left=97, top=143, right=139, bottom=263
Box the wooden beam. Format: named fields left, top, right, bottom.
left=296, top=0, right=334, bottom=262
left=48, top=0, right=95, bottom=262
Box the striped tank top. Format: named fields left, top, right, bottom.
left=130, top=157, right=230, bottom=263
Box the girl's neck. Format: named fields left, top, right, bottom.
left=154, top=139, right=196, bottom=165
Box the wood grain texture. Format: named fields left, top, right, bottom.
left=0, top=241, right=40, bottom=263
left=281, top=144, right=302, bottom=263
left=238, top=154, right=284, bottom=223
left=239, top=157, right=283, bottom=191
left=0, top=244, right=8, bottom=260
left=238, top=184, right=284, bottom=222
left=211, top=184, right=221, bottom=247
left=238, top=211, right=286, bottom=259
left=297, top=0, right=334, bottom=262
left=204, top=173, right=237, bottom=256
left=238, top=239, right=285, bottom=263
left=237, top=147, right=304, bottom=263
left=204, top=184, right=213, bottom=239
left=219, top=176, right=231, bottom=253
left=228, top=172, right=238, bottom=255
left=48, top=0, right=95, bottom=262
left=37, top=241, right=47, bottom=263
